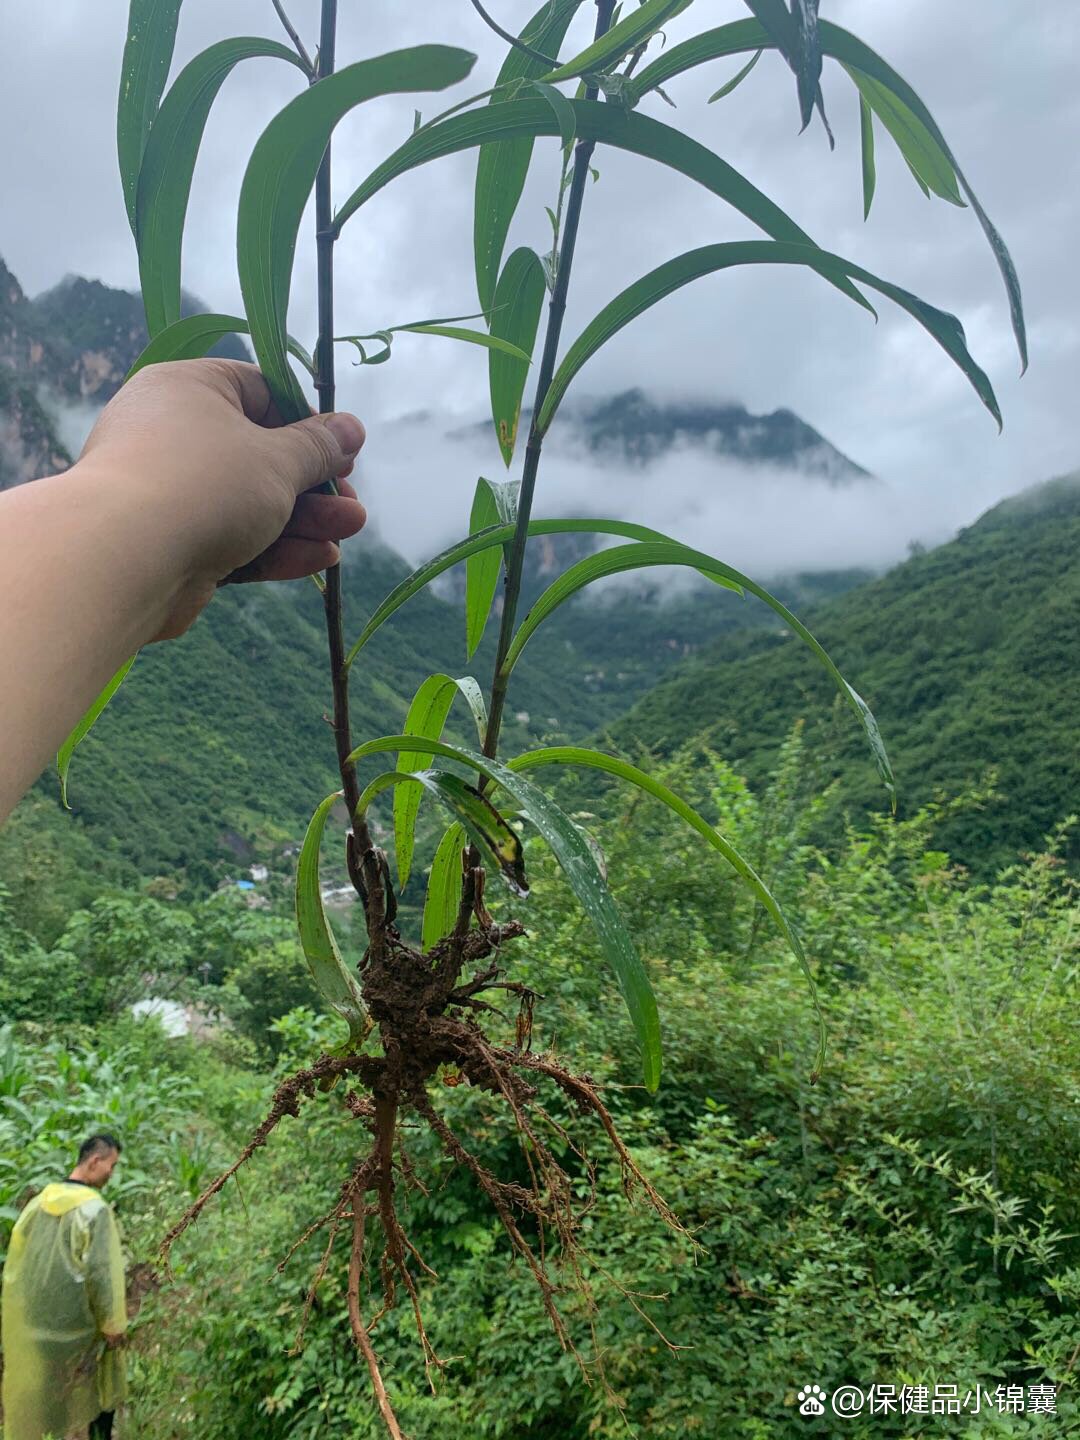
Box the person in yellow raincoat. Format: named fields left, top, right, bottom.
left=2, top=1134, right=127, bottom=1440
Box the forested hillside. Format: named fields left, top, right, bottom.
left=1, top=254, right=871, bottom=905
left=3, top=749, right=1077, bottom=1437
left=613, top=471, right=1080, bottom=875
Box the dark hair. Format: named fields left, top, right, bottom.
left=77, top=1133, right=122, bottom=1164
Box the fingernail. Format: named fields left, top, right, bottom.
left=324, top=413, right=365, bottom=457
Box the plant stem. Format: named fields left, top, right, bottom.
left=271, top=0, right=316, bottom=78
left=483, top=0, right=617, bottom=760
left=314, top=0, right=385, bottom=926
left=468, top=0, right=559, bottom=69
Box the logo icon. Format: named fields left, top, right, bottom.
left=798, top=1384, right=828, bottom=1417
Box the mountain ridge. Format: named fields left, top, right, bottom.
left=0, top=257, right=249, bottom=488
left=452, top=384, right=871, bottom=485
left=609, top=468, right=1080, bottom=875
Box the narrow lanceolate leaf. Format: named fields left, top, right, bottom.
left=57, top=658, right=136, bottom=809
left=740, top=0, right=793, bottom=52
left=360, top=769, right=528, bottom=898
left=345, top=516, right=720, bottom=668
left=423, top=822, right=467, bottom=950
left=744, top=0, right=828, bottom=140
left=532, top=79, right=577, bottom=150
left=540, top=0, right=695, bottom=84
left=820, top=19, right=1026, bottom=370
left=708, top=49, right=762, bottom=103
left=790, top=0, right=825, bottom=133
left=340, top=99, right=868, bottom=314
left=859, top=93, right=876, bottom=220
left=346, top=736, right=662, bottom=1090
left=395, top=674, right=489, bottom=889
left=489, top=248, right=547, bottom=466
left=136, top=38, right=305, bottom=336
left=296, top=793, right=371, bottom=1045
left=336, top=324, right=530, bottom=366
left=627, top=17, right=1025, bottom=368
left=501, top=538, right=895, bottom=803
left=538, top=241, right=1000, bottom=438
left=510, top=747, right=828, bottom=1080
left=627, top=17, right=768, bottom=102
left=117, top=0, right=182, bottom=234
left=125, top=312, right=314, bottom=380
left=467, top=480, right=506, bottom=658
left=397, top=323, right=531, bottom=360
left=844, top=68, right=962, bottom=207
left=238, top=47, right=476, bottom=422
left=474, top=0, right=584, bottom=312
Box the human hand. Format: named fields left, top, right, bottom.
left=77, top=358, right=367, bottom=638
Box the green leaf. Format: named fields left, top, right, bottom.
left=500, top=537, right=895, bottom=803
left=531, top=79, right=577, bottom=150
left=627, top=17, right=768, bottom=101
left=740, top=0, right=793, bottom=52
left=467, top=480, right=511, bottom=658
left=341, top=97, right=868, bottom=313
left=537, top=240, right=999, bottom=437
left=790, top=0, right=825, bottom=131
left=395, top=674, right=489, bottom=888
left=57, top=658, right=136, bottom=810
left=478, top=475, right=521, bottom=527
left=474, top=0, right=585, bottom=312
left=238, top=47, right=477, bottom=423
left=125, top=312, right=314, bottom=380
left=859, top=92, right=876, bottom=220
left=540, top=0, right=695, bottom=84
left=844, top=66, right=961, bottom=206
left=295, top=793, right=371, bottom=1045
left=822, top=20, right=1025, bottom=370
left=423, top=823, right=467, bottom=950
left=340, top=333, right=394, bottom=366
left=743, top=0, right=829, bottom=140
left=626, top=16, right=1025, bottom=368
left=397, top=323, right=531, bottom=361
left=117, top=0, right=182, bottom=235
left=708, top=49, right=762, bottom=103
left=345, top=516, right=718, bottom=668
left=345, top=736, right=662, bottom=1090
left=360, top=769, right=528, bottom=898
left=509, top=746, right=827, bottom=1081
left=136, top=38, right=305, bottom=337
left=336, top=323, right=530, bottom=367
left=905, top=157, right=932, bottom=199
left=489, top=248, right=547, bottom=466
left=334, top=309, right=532, bottom=367
left=449, top=675, right=490, bottom=745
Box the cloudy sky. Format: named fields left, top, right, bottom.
left=1, top=1, right=1077, bottom=575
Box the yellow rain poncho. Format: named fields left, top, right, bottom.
left=2, top=1182, right=126, bottom=1440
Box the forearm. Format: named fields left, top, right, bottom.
left=0, top=461, right=187, bottom=820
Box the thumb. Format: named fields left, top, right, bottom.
left=265, top=412, right=366, bottom=496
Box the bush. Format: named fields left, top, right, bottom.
left=102, top=755, right=1078, bottom=1437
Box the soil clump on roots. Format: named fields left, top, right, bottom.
left=161, top=867, right=684, bottom=1438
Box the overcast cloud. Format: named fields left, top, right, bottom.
left=1, top=1, right=1076, bottom=575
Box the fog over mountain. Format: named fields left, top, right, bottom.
left=4, top=252, right=991, bottom=583
left=356, top=394, right=982, bottom=580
